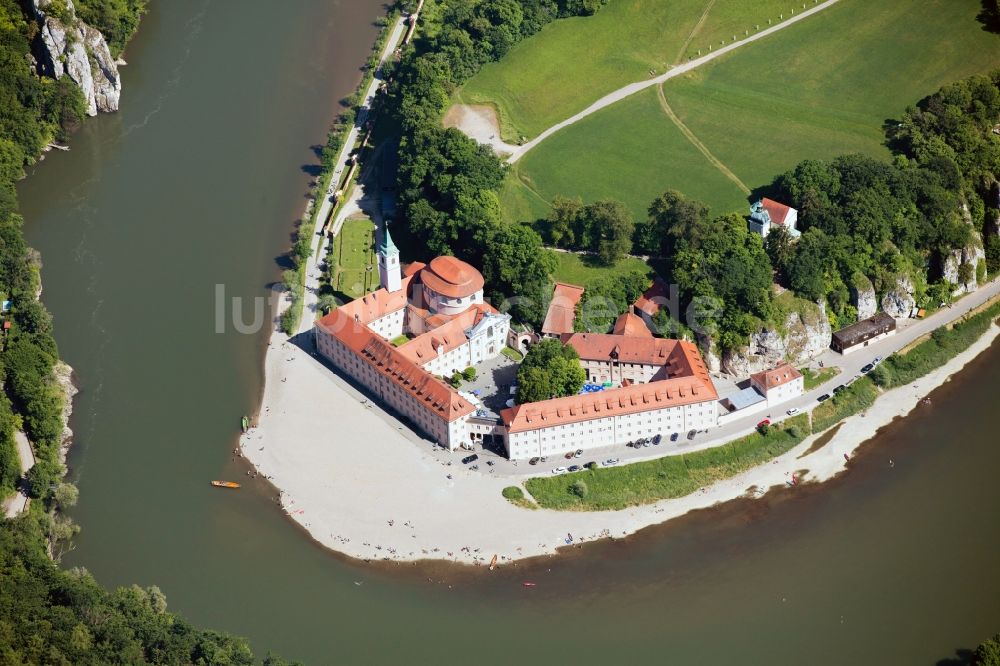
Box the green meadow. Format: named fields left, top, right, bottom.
left=504, top=0, right=1000, bottom=222
left=330, top=217, right=379, bottom=300
left=458, top=0, right=803, bottom=140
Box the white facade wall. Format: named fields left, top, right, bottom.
left=423, top=342, right=473, bottom=377
left=580, top=359, right=660, bottom=386
left=367, top=309, right=405, bottom=341
left=503, top=399, right=719, bottom=461
left=839, top=329, right=896, bottom=355
left=762, top=376, right=804, bottom=408
left=423, top=286, right=484, bottom=316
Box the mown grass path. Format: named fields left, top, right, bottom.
left=655, top=84, right=750, bottom=194
left=506, top=0, right=840, bottom=164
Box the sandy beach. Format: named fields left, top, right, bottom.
left=241, top=315, right=998, bottom=566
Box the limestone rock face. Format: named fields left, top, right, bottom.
left=881, top=274, right=916, bottom=318
left=942, top=237, right=986, bottom=295
left=720, top=300, right=832, bottom=376
left=31, top=0, right=120, bottom=116
left=696, top=332, right=721, bottom=374
left=851, top=274, right=877, bottom=321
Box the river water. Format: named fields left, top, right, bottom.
left=16, top=1, right=1000, bottom=663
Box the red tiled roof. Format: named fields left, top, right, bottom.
left=500, top=374, right=717, bottom=434
left=761, top=198, right=795, bottom=226
left=750, top=362, right=803, bottom=391
left=561, top=332, right=675, bottom=366
left=612, top=311, right=652, bottom=338
left=420, top=256, right=485, bottom=299
left=396, top=304, right=496, bottom=366
left=337, top=273, right=416, bottom=325
left=315, top=309, right=476, bottom=422
left=633, top=278, right=669, bottom=318
left=541, top=282, right=585, bottom=335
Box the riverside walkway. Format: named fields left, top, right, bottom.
left=2, top=432, right=35, bottom=518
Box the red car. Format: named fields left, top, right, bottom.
left=756, top=419, right=771, bottom=428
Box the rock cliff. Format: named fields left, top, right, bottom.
left=719, top=297, right=832, bottom=376
left=880, top=274, right=916, bottom=318
left=942, top=238, right=986, bottom=295
left=850, top=273, right=877, bottom=321
left=31, top=0, right=121, bottom=116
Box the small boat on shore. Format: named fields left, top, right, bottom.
left=489, top=554, right=498, bottom=570
left=522, top=582, right=536, bottom=588
left=211, top=481, right=241, bottom=489
left=241, top=415, right=249, bottom=433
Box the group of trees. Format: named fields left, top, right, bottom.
left=388, top=0, right=610, bottom=328
left=573, top=269, right=650, bottom=333
left=544, top=196, right=635, bottom=264
left=73, top=0, right=147, bottom=56
left=515, top=338, right=585, bottom=403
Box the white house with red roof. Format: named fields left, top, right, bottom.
left=749, top=362, right=804, bottom=408
left=749, top=198, right=800, bottom=239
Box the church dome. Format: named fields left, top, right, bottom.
left=420, top=256, right=485, bottom=299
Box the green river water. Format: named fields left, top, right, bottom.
left=15, top=1, right=1000, bottom=663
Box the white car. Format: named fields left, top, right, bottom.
left=552, top=467, right=568, bottom=475
left=786, top=407, right=799, bottom=416
left=602, top=458, right=620, bottom=467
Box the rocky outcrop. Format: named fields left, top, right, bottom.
left=720, top=298, right=832, bottom=376
left=851, top=273, right=877, bottom=321
left=31, top=0, right=120, bottom=116
left=942, top=237, right=986, bottom=295
left=696, top=332, right=721, bottom=374
left=53, top=361, right=78, bottom=464
left=881, top=274, right=916, bottom=318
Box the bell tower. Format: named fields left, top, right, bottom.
left=377, top=227, right=401, bottom=293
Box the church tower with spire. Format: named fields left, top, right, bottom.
left=377, top=227, right=401, bottom=293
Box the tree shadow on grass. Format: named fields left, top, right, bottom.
left=935, top=647, right=975, bottom=666
left=977, top=0, right=1000, bottom=34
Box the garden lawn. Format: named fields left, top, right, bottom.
left=505, top=86, right=748, bottom=222
left=524, top=415, right=810, bottom=510
left=548, top=251, right=654, bottom=288
left=509, top=0, right=1000, bottom=220
left=331, top=218, right=379, bottom=300
left=800, top=366, right=839, bottom=391
left=457, top=0, right=800, bottom=140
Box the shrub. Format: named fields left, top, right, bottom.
left=462, top=367, right=477, bottom=381
left=756, top=423, right=770, bottom=436
left=450, top=372, right=463, bottom=388
left=571, top=479, right=589, bottom=498
left=501, top=486, right=524, bottom=500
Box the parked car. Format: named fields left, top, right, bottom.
left=687, top=430, right=696, bottom=440
left=652, top=434, right=662, bottom=445
left=565, top=451, right=575, bottom=459
left=584, top=462, right=597, bottom=470
left=817, top=393, right=831, bottom=402
left=833, top=384, right=846, bottom=394
left=670, top=432, right=679, bottom=442
left=757, top=419, right=771, bottom=429
left=786, top=407, right=799, bottom=416
left=552, top=467, right=567, bottom=475
left=540, top=456, right=547, bottom=463
left=567, top=465, right=581, bottom=473
left=574, top=449, right=584, bottom=458
left=602, top=458, right=619, bottom=467
left=529, top=457, right=540, bottom=465
left=861, top=363, right=874, bottom=374
left=873, top=356, right=883, bottom=365
left=461, top=454, right=478, bottom=465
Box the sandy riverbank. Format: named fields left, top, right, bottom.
left=241, top=319, right=998, bottom=566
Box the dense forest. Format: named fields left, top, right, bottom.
left=0, top=1, right=294, bottom=662
left=388, top=0, right=999, bottom=351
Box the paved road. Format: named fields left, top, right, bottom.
left=461, top=278, right=1000, bottom=478
left=506, top=0, right=840, bottom=164
left=2, top=432, right=35, bottom=518
left=296, top=16, right=408, bottom=335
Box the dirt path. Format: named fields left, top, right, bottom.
left=2, top=432, right=35, bottom=518
left=506, top=0, right=840, bottom=164
left=655, top=84, right=750, bottom=194
left=673, top=0, right=717, bottom=64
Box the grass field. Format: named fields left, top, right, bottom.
left=800, top=366, right=839, bottom=391
left=504, top=86, right=749, bottom=221
left=330, top=218, right=379, bottom=300
left=524, top=414, right=811, bottom=510
left=548, top=251, right=654, bottom=287
left=504, top=0, right=1000, bottom=221
left=457, top=0, right=803, bottom=140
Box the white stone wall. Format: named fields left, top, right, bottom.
left=839, top=329, right=896, bottom=355
left=423, top=342, right=472, bottom=377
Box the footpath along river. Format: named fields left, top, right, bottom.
left=15, top=1, right=1000, bottom=663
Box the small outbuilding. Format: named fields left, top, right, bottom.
left=831, top=312, right=896, bottom=354
left=750, top=362, right=804, bottom=407
left=749, top=198, right=801, bottom=238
